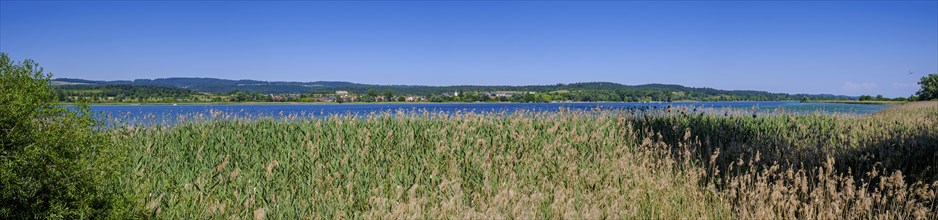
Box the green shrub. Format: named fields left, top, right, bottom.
left=917, top=73, right=938, bottom=101
left=0, top=53, right=128, bottom=219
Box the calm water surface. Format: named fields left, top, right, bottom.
left=89, top=102, right=888, bottom=126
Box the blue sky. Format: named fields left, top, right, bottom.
left=1, top=1, right=935, bottom=97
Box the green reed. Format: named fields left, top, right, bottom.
left=110, top=102, right=938, bottom=219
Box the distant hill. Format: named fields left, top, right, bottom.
left=53, top=78, right=369, bottom=94
left=51, top=77, right=853, bottom=101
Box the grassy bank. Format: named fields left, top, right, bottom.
left=807, top=100, right=907, bottom=105
left=110, top=102, right=938, bottom=219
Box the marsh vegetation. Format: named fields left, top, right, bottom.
left=112, top=102, right=938, bottom=219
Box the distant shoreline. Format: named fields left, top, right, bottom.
left=55, top=100, right=887, bottom=106
left=805, top=100, right=906, bottom=105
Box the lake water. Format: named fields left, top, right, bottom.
left=89, top=102, right=888, bottom=126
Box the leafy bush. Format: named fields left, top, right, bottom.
left=917, top=73, right=938, bottom=101
left=0, top=53, right=128, bottom=218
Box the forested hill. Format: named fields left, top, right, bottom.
left=53, top=78, right=364, bottom=94
left=51, top=77, right=852, bottom=102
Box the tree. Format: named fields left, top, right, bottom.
left=859, top=95, right=872, bottom=101
left=915, top=73, right=938, bottom=101
left=382, top=89, right=393, bottom=101
left=0, top=53, right=128, bottom=218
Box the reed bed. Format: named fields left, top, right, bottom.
left=110, top=102, right=938, bottom=219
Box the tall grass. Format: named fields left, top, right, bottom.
left=110, top=102, right=938, bottom=219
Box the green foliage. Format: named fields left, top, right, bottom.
left=53, top=78, right=854, bottom=103
left=916, top=73, right=938, bottom=101
left=0, top=53, right=129, bottom=219
left=55, top=84, right=195, bottom=103
left=858, top=94, right=907, bottom=102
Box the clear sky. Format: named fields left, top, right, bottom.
left=1, top=1, right=936, bottom=97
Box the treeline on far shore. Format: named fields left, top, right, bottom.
left=53, top=83, right=856, bottom=104
left=56, top=73, right=937, bottom=104
left=858, top=94, right=914, bottom=102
